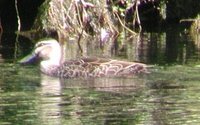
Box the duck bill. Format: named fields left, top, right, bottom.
left=19, top=52, right=38, bottom=65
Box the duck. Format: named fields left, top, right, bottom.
left=20, top=39, right=149, bottom=78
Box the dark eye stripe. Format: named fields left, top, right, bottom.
left=35, top=42, right=50, bottom=48
left=35, top=43, right=42, bottom=48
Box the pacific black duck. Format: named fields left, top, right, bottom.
left=20, top=39, right=148, bottom=78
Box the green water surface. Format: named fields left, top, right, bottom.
left=1, top=63, right=200, bottom=125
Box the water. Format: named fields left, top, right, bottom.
left=1, top=26, right=200, bottom=124
left=1, top=63, right=200, bottom=125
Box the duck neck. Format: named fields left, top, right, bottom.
left=40, top=58, right=61, bottom=76
left=40, top=45, right=63, bottom=75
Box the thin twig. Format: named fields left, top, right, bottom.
left=75, top=1, right=84, bottom=28
left=180, top=19, right=196, bottom=23
left=135, top=0, right=142, bottom=31
left=77, top=29, right=84, bottom=54
left=14, top=0, right=21, bottom=61
left=15, top=0, right=21, bottom=32
left=114, top=12, right=137, bottom=36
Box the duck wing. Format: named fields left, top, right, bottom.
left=60, top=57, right=148, bottom=77
left=80, top=57, right=148, bottom=77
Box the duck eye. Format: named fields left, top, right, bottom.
left=40, top=43, right=45, bottom=46
left=36, top=43, right=45, bottom=48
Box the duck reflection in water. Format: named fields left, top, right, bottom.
left=20, top=39, right=149, bottom=78
left=38, top=69, right=145, bottom=124
left=38, top=74, right=62, bottom=124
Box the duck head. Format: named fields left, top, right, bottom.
left=20, top=39, right=62, bottom=66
